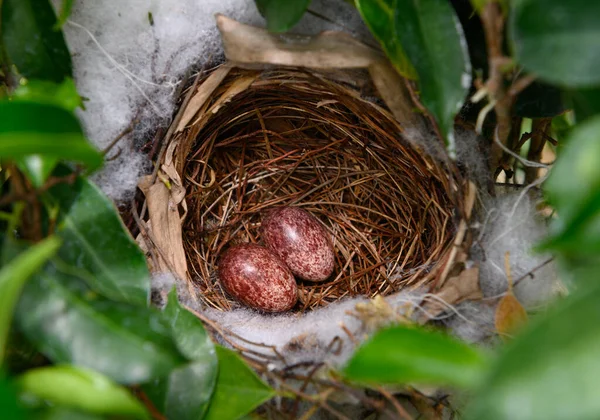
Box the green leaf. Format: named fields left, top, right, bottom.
left=31, top=407, right=103, bottom=420
left=566, top=87, right=600, bottom=124
left=0, top=373, right=27, bottom=420
left=343, top=325, right=488, bottom=388
left=16, top=156, right=58, bottom=189
left=204, top=346, right=275, bottom=420
left=145, top=361, right=218, bottom=420
left=15, top=270, right=186, bottom=384
left=514, top=81, right=565, bottom=118
left=466, top=272, right=600, bottom=420
left=143, top=289, right=218, bottom=420
left=355, top=0, right=417, bottom=79
left=510, top=0, right=600, bottom=87
left=1, top=0, right=72, bottom=82
left=255, top=0, right=312, bottom=32
left=392, top=0, right=471, bottom=150
left=163, top=288, right=215, bottom=360
left=0, top=101, right=102, bottom=172
left=0, top=236, right=61, bottom=362
left=55, top=0, right=75, bottom=29
left=12, top=79, right=84, bottom=112
left=16, top=365, right=149, bottom=419
left=47, top=173, right=150, bottom=306
left=540, top=116, right=600, bottom=256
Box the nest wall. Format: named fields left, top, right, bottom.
left=171, top=66, right=467, bottom=311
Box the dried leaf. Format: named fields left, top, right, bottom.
left=138, top=175, right=189, bottom=281
left=420, top=265, right=482, bottom=322
left=177, top=65, right=232, bottom=132
left=495, top=293, right=528, bottom=340
left=215, top=14, right=419, bottom=128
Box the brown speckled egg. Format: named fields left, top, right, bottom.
left=218, top=243, right=297, bottom=312
left=261, top=206, right=335, bottom=282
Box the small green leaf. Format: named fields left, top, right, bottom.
left=355, top=0, right=417, bottom=79
left=16, top=365, right=149, bottom=419
left=143, top=289, right=218, bottom=420
left=541, top=116, right=600, bottom=256
left=1, top=0, right=72, bottom=82
left=0, top=236, right=61, bottom=362
left=12, top=79, right=84, bottom=112
left=16, top=156, right=58, bottom=189
left=204, top=346, right=275, bottom=420
left=55, top=0, right=75, bottom=29
left=514, top=81, right=565, bottom=118
left=0, top=101, right=102, bottom=172
left=510, top=0, right=600, bottom=87
left=392, top=0, right=472, bottom=150
left=343, top=325, right=488, bottom=388
left=163, top=288, right=215, bottom=360
left=466, top=272, right=600, bottom=420
left=48, top=173, right=150, bottom=306
left=16, top=270, right=186, bottom=384
left=255, top=0, right=312, bottom=32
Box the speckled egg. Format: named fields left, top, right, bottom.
left=218, top=243, right=297, bottom=312
left=261, top=206, right=335, bottom=282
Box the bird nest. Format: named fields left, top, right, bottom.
left=146, top=65, right=469, bottom=312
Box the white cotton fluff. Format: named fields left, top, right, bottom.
left=476, top=193, right=558, bottom=307
left=50, top=0, right=369, bottom=201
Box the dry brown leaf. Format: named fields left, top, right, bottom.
left=176, top=65, right=232, bottom=132
left=419, top=265, right=482, bottom=323
left=217, top=14, right=379, bottom=69
left=191, top=73, right=259, bottom=127
left=138, top=175, right=189, bottom=281
left=495, top=293, right=528, bottom=340
left=215, top=14, right=419, bottom=128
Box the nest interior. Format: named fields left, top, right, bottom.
left=175, top=67, right=465, bottom=311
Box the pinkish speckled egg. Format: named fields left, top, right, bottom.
left=218, top=243, right=297, bottom=312
left=261, top=207, right=335, bottom=282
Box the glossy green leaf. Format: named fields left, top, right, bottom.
left=510, top=0, right=600, bottom=87
left=343, top=325, right=488, bottom=388
left=515, top=81, right=565, bottom=118
left=0, top=236, right=61, bottom=362
left=12, top=79, right=84, bottom=112
left=355, top=0, right=417, bottom=79
left=466, top=273, right=600, bottom=420
left=143, top=289, right=218, bottom=420
left=540, top=116, right=600, bottom=256
left=163, top=288, right=215, bottom=360
left=16, top=270, right=185, bottom=384
left=55, top=0, right=75, bottom=29
left=16, top=156, right=58, bottom=189
left=392, top=0, right=471, bottom=150
left=255, top=0, right=312, bottom=32
left=17, top=365, right=149, bottom=419
left=0, top=101, right=102, bottom=171
left=145, top=361, right=218, bottom=420
left=204, top=346, right=275, bottom=420
left=47, top=173, right=149, bottom=306
left=1, top=0, right=72, bottom=82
